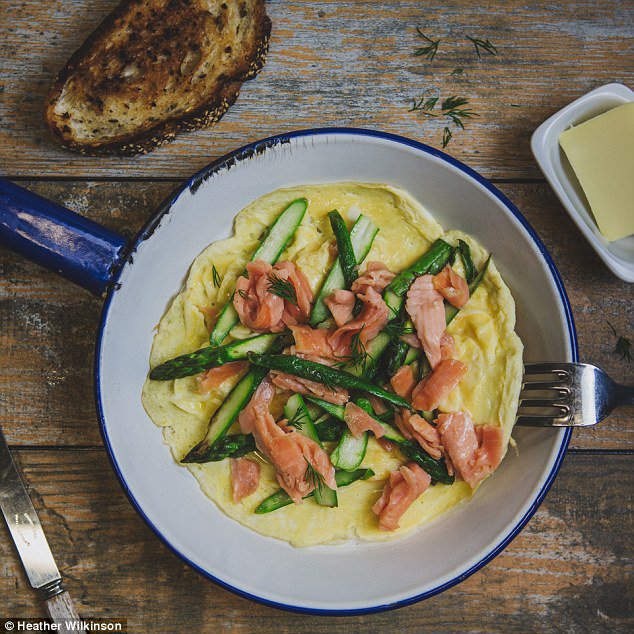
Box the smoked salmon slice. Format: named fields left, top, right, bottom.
left=230, top=457, right=261, bottom=502
left=271, top=260, right=313, bottom=328
left=390, top=365, right=416, bottom=400
left=366, top=394, right=388, bottom=415
left=238, top=378, right=336, bottom=504
left=289, top=324, right=337, bottom=360
left=325, top=289, right=355, bottom=327
left=233, top=260, right=285, bottom=332
left=329, top=287, right=389, bottom=354
left=199, top=361, right=248, bottom=392
left=344, top=402, right=386, bottom=438
left=233, top=259, right=313, bottom=333
left=405, top=274, right=446, bottom=369
left=276, top=431, right=337, bottom=503
left=440, top=332, right=456, bottom=360
left=436, top=412, right=503, bottom=488
left=395, top=410, right=442, bottom=459
left=238, top=377, right=276, bottom=435
left=372, top=462, right=431, bottom=531
left=411, top=359, right=467, bottom=411
left=351, top=261, right=395, bottom=295
left=270, top=371, right=349, bottom=405
left=433, top=265, right=469, bottom=309
left=377, top=437, right=396, bottom=452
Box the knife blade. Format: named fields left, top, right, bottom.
left=0, top=425, right=79, bottom=626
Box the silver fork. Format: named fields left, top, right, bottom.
left=516, top=363, right=634, bottom=427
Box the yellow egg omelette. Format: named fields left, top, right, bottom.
left=142, top=183, right=523, bottom=547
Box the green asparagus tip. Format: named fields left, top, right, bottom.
left=180, top=441, right=211, bottom=464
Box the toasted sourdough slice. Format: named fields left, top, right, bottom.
left=44, top=0, right=271, bottom=155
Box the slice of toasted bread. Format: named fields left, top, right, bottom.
left=44, top=0, right=271, bottom=156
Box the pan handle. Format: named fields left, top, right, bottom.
left=0, top=178, right=128, bottom=297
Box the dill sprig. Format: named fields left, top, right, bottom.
left=409, top=95, right=439, bottom=114
left=383, top=320, right=415, bottom=340
left=211, top=264, right=222, bottom=289
left=414, top=29, right=440, bottom=60
left=237, top=289, right=252, bottom=302
left=466, top=36, right=498, bottom=58
left=408, top=93, right=479, bottom=146
left=608, top=321, right=632, bottom=363
left=286, top=406, right=309, bottom=430
left=267, top=273, right=298, bottom=305
left=441, top=95, right=469, bottom=110
left=441, top=95, right=478, bottom=129
left=334, top=328, right=373, bottom=373
left=304, top=458, right=325, bottom=493
left=442, top=127, right=452, bottom=148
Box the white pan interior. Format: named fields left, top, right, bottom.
left=96, top=131, right=573, bottom=612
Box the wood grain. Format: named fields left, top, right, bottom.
left=0, top=180, right=631, bottom=449
left=0, top=449, right=631, bottom=632
left=0, top=0, right=632, bottom=178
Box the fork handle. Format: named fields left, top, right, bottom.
left=614, top=383, right=634, bottom=408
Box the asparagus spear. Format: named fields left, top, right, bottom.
left=247, top=353, right=411, bottom=409
left=184, top=434, right=256, bottom=462
left=457, top=239, right=476, bottom=283
left=310, top=215, right=378, bottom=325
left=328, top=210, right=358, bottom=290
left=384, top=238, right=453, bottom=297
left=149, top=333, right=281, bottom=381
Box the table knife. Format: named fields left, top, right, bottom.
left=0, top=425, right=80, bottom=630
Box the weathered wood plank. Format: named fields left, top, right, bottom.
left=0, top=180, right=631, bottom=448
left=0, top=0, right=632, bottom=178
left=0, top=450, right=631, bottom=632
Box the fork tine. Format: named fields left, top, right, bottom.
left=517, top=404, right=571, bottom=418
left=515, top=415, right=571, bottom=427
left=519, top=387, right=570, bottom=401
left=523, top=372, right=569, bottom=386
left=523, top=363, right=572, bottom=374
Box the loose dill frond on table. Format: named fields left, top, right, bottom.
left=441, top=95, right=479, bottom=129
left=409, top=95, right=439, bottom=114
left=408, top=93, right=479, bottom=147
left=466, top=36, right=498, bottom=58
left=414, top=29, right=440, bottom=60
left=441, top=95, right=470, bottom=110
left=442, top=127, right=453, bottom=148
left=608, top=321, right=632, bottom=363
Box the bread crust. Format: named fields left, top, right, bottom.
left=44, top=0, right=271, bottom=156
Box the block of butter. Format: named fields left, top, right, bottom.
left=559, top=101, right=634, bottom=242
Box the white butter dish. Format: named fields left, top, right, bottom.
left=531, top=83, right=634, bottom=283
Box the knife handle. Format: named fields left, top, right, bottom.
left=45, top=590, right=80, bottom=631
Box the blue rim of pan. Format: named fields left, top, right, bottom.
left=94, top=128, right=577, bottom=615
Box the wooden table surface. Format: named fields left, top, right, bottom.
left=1, top=0, right=632, bottom=631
